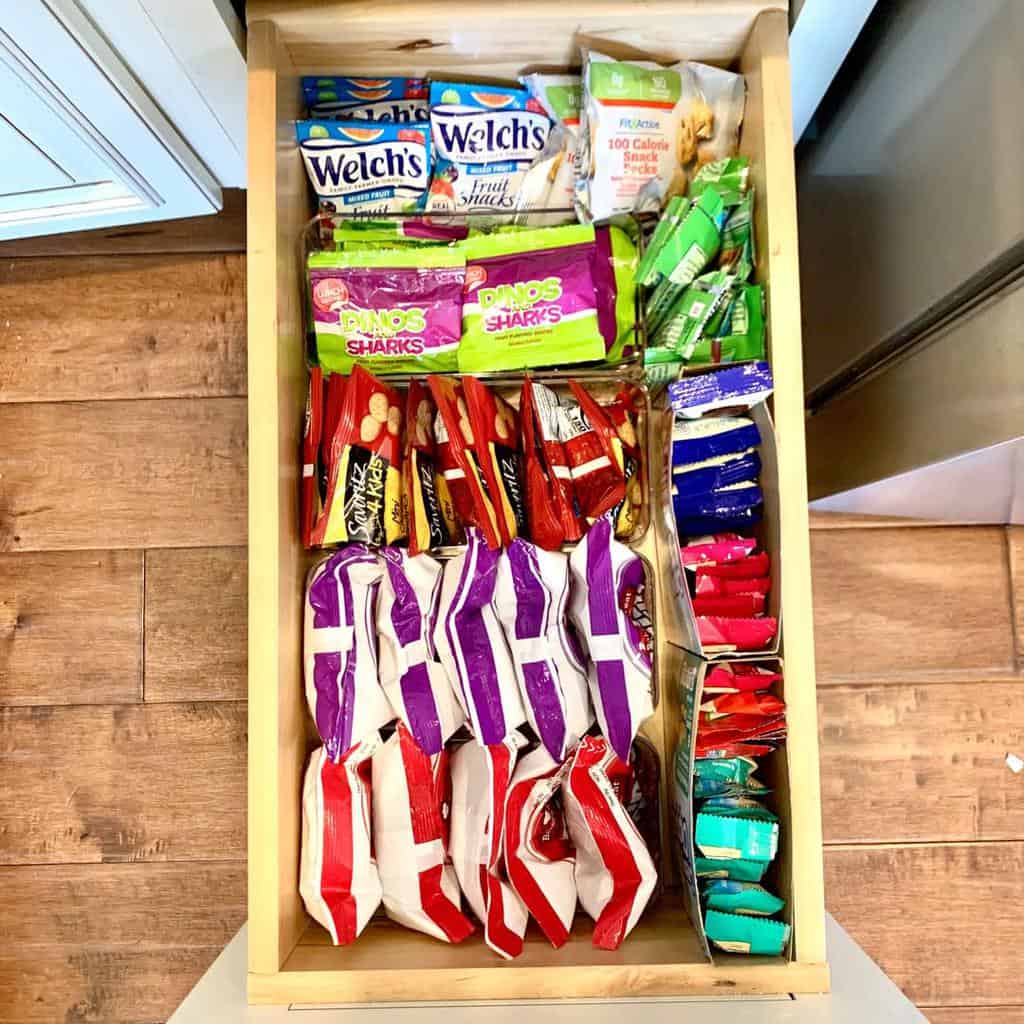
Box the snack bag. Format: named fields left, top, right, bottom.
left=308, top=248, right=465, bottom=375
left=503, top=746, right=577, bottom=948
left=520, top=378, right=582, bottom=549
left=300, top=741, right=381, bottom=945
left=568, top=517, right=654, bottom=762
left=577, top=51, right=701, bottom=220
left=304, top=548, right=393, bottom=760
left=462, top=376, right=527, bottom=546
left=302, top=76, right=429, bottom=122
left=405, top=381, right=461, bottom=554
left=494, top=539, right=592, bottom=762
left=434, top=529, right=527, bottom=745
left=520, top=73, right=582, bottom=211
left=605, top=387, right=644, bottom=539
left=428, top=375, right=502, bottom=549
left=687, top=63, right=746, bottom=167
left=563, top=736, right=657, bottom=949
left=704, top=909, right=790, bottom=956
left=377, top=548, right=465, bottom=755
left=592, top=224, right=639, bottom=361
left=302, top=367, right=325, bottom=549
left=679, top=533, right=757, bottom=569
left=674, top=451, right=762, bottom=500
left=296, top=121, right=431, bottom=214
left=449, top=736, right=528, bottom=959
left=672, top=415, right=760, bottom=465
left=332, top=219, right=469, bottom=249
left=702, top=663, right=782, bottom=693
left=695, top=551, right=770, bottom=581
left=559, top=382, right=626, bottom=519
left=372, top=724, right=475, bottom=943
left=428, top=82, right=551, bottom=213
left=458, top=225, right=605, bottom=373
left=313, top=366, right=405, bottom=547
left=697, top=616, right=777, bottom=652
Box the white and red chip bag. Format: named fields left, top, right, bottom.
left=300, top=740, right=381, bottom=945
left=503, top=745, right=577, bottom=948
left=449, top=736, right=528, bottom=958
left=568, top=516, right=654, bottom=763
left=372, top=723, right=475, bottom=943
left=377, top=548, right=465, bottom=755
left=563, top=736, right=657, bottom=950
left=494, top=539, right=592, bottom=762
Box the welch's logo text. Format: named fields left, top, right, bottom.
left=432, top=109, right=549, bottom=163
left=300, top=138, right=427, bottom=196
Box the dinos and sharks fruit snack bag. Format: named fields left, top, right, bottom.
left=308, top=248, right=466, bottom=375
left=428, top=81, right=552, bottom=214
left=302, top=76, right=429, bottom=122
left=520, top=73, right=582, bottom=211
left=296, top=120, right=432, bottom=214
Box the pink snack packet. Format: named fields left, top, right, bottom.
left=449, top=735, right=528, bottom=959
left=563, top=736, right=657, bottom=950
left=372, top=724, right=475, bottom=943
left=503, top=746, right=577, bottom=949
left=702, top=663, right=783, bottom=693
left=299, top=740, right=381, bottom=945
left=494, top=539, right=593, bottom=762
left=377, top=548, right=465, bottom=756
left=692, top=593, right=766, bottom=617
left=701, top=691, right=785, bottom=718
left=695, top=573, right=771, bottom=597
left=679, top=533, right=757, bottom=570
left=697, top=615, right=778, bottom=652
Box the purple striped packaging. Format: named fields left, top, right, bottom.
left=568, top=518, right=655, bottom=762
left=494, top=539, right=593, bottom=761
left=304, top=547, right=395, bottom=760
left=433, top=528, right=526, bottom=746
left=377, top=548, right=465, bottom=756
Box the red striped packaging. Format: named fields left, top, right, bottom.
left=449, top=736, right=528, bottom=959
left=372, top=724, right=475, bottom=943
left=503, top=746, right=577, bottom=949
left=299, top=741, right=381, bottom=945
left=563, top=736, right=657, bottom=950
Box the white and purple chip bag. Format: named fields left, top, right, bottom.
left=568, top=518, right=655, bottom=762
left=433, top=528, right=527, bottom=746
left=304, top=547, right=395, bottom=761
left=377, top=548, right=465, bottom=755
left=494, top=539, right=592, bottom=761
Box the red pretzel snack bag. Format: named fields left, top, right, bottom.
left=605, top=387, right=644, bottom=539
left=503, top=746, right=576, bottom=949
left=302, top=367, right=325, bottom=549
left=462, top=376, right=527, bottom=548
left=372, top=724, right=475, bottom=943
left=428, top=375, right=502, bottom=549
left=558, top=382, right=626, bottom=519
left=563, top=736, right=657, bottom=950
left=701, top=691, right=785, bottom=719
left=449, top=735, right=528, bottom=959
left=299, top=740, right=381, bottom=946
left=314, top=365, right=405, bottom=547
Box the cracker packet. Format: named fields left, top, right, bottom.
left=296, top=121, right=432, bottom=214
left=568, top=517, right=654, bottom=762
left=377, top=548, right=465, bottom=755
left=304, top=548, right=393, bottom=761
left=672, top=414, right=760, bottom=465
left=705, top=909, right=790, bottom=956
left=302, top=76, right=429, bottom=122
left=308, top=248, right=466, bottom=375
left=687, top=63, right=746, bottom=167
left=428, top=82, right=551, bottom=214
left=494, top=539, right=593, bottom=762
left=559, top=383, right=626, bottom=520
left=312, top=366, right=405, bottom=547
left=372, top=724, right=475, bottom=943
left=300, top=740, right=381, bottom=945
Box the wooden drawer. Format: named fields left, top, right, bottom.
left=246, top=0, right=827, bottom=1005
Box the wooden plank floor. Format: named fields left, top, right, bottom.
left=1, top=197, right=1022, bottom=1021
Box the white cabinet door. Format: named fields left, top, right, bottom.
left=0, top=0, right=221, bottom=239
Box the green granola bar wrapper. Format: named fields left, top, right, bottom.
left=636, top=195, right=688, bottom=288
left=650, top=270, right=736, bottom=358
left=686, top=283, right=765, bottom=365
left=717, top=189, right=755, bottom=280
left=688, top=156, right=751, bottom=207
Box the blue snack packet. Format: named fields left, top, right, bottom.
left=673, top=449, right=762, bottom=497
left=668, top=361, right=773, bottom=418
left=302, top=76, right=429, bottom=122
left=671, top=415, right=761, bottom=465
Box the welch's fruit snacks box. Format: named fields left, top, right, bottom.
left=302, top=76, right=430, bottom=122
left=296, top=121, right=432, bottom=214
left=427, top=82, right=552, bottom=213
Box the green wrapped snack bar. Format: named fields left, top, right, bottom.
left=704, top=879, right=785, bottom=917
left=636, top=195, right=688, bottom=288
left=650, top=188, right=725, bottom=287
left=696, top=809, right=779, bottom=863
left=718, top=189, right=755, bottom=280
left=686, top=283, right=765, bottom=365
left=704, top=909, right=790, bottom=956
left=650, top=270, right=736, bottom=357
left=602, top=224, right=640, bottom=363
left=695, top=856, right=767, bottom=882
left=689, top=156, right=751, bottom=207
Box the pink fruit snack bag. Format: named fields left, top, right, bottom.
left=372, top=724, right=475, bottom=943
left=299, top=740, right=381, bottom=945
left=449, top=736, right=528, bottom=959
left=563, top=736, right=657, bottom=950
left=377, top=548, right=465, bottom=756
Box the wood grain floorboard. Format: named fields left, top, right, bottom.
left=818, top=682, right=1024, bottom=844
left=924, top=1008, right=1024, bottom=1023
left=825, top=842, right=1024, bottom=1007
left=808, top=511, right=950, bottom=529
left=144, top=547, right=247, bottom=702
left=0, top=254, right=246, bottom=403
left=811, top=526, right=1016, bottom=682
left=0, top=702, right=246, bottom=865
left=0, top=551, right=142, bottom=706
left=0, top=398, right=247, bottom=553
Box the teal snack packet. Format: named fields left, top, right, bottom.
left=694, top=756, right=759, bottom=784
left=689, top=156, right=751, bottom=207
left=458, top=224, right=605, bottom=372
left=705, top=909, right=790, bottom=956
left=650, top=270, right=736, bottom=357
left=695, top=809, right=779, bottom=863
left=718, top=189, right=755, bottom=280
left=703, top=879, right=786, bottom=917
left=695, top=856, right=767, bottom=882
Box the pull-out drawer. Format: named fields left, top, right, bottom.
left=246, top=0, right=827, bottom=1005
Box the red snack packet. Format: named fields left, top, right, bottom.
left=695, top=740, right=777, bottom=759
left=302, top=367, right=325, bottom=549
left=699, top=714, right=788, bottom=744
left=696, top=552, right=770, bottom=580
left=428, top=375, right=502, bottom=549
left=695, top=574, right=771, bottom=597
left=559, top=381, right=626, bottom=519
left=520, top=378, right=582, bottom=550
left=702, top=664, right=783, bottom=694
left=605, top=386, right=644, bottom=539
left=679, top=533, right=757, bottom=570
left=698, top=615, right=778, bottom=652
left=701, top=691, right=786, bottom=718
left=312, top=365, right=405, bottom=547
left=692, top=593, right=766, bottom=617
left=462, top=376, right=527, bottom=547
